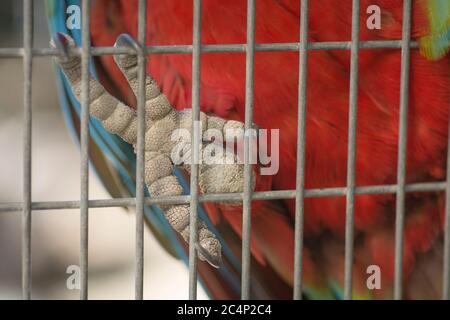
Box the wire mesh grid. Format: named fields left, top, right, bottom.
left=0, top=0, right=449, bottom=300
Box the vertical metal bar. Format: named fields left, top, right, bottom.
left=189, top=0, right=202, bottom=300
left=241, top=0, right=256, bottom=300
left=293, top=0, right=308, bottom=301
left=394, top=0, right=411, bottom=300
left=442, top=121, right=450, bottom=299
left=135, top=0, right=147, bottom=300
left=344, top=0, right=360, bottom=300
left=80, top=0, right=91, bottom=300
left=22, top=0, right=33, bottom=300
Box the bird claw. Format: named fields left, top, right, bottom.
left=51, top=32, right=256, bottom=268
left=196, top=242, right=221, bottom=269
left=114, top=33, right=141, bottom=52
left=51, top=32, right=72, bottom=62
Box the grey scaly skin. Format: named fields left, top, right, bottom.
left=51, top=32, right=255, bottom=268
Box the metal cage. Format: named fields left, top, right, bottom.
left=0, top=0, right=449, bottom=300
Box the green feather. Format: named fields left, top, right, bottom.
left=419, top=0, right=450, bottom=60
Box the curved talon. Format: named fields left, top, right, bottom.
left=196, top=242, right=222, bottom=268
left=52, top=32, right=72, bottom=61
left=114, top=33, right=141, bottom=52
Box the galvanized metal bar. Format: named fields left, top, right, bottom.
left=0, top=40, right=421, bottom=58
left=135, top=0, right=147, bottom=300
left=189, top=0, right=202, bottom=300
left=0, top=0, right=444, bottom=302
left=22, top=0, right=33, bottom=300
left=293, top=0, right=309, bottom=301
left=344, top=0, right=360, bottom=300
left=394, top=0, right=412, bottom=300
left=80, top=0, right=91, bottom=300
left=0, top=181, right=446, bottom=213
left=443, top=121, right=450, bottom=299
left=1, top=181, right=446, bottom=213
left=241, top=0, right=256, bottom=300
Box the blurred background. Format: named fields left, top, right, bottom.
left=0, top=0, right=207, bottom=299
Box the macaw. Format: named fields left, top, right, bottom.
left=46, top=0, right=450, bottom=299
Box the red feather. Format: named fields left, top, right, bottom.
left=90, top=0, right=449, bottom=299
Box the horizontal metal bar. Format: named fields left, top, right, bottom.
left=0, top=40, right=420, bottom=58
left=0, top=181, right=445, bottom=212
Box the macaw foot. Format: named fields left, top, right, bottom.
left=51, top=32, right=255, bottom=268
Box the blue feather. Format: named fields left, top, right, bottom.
left=46, top=0, right=242, bottom=298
